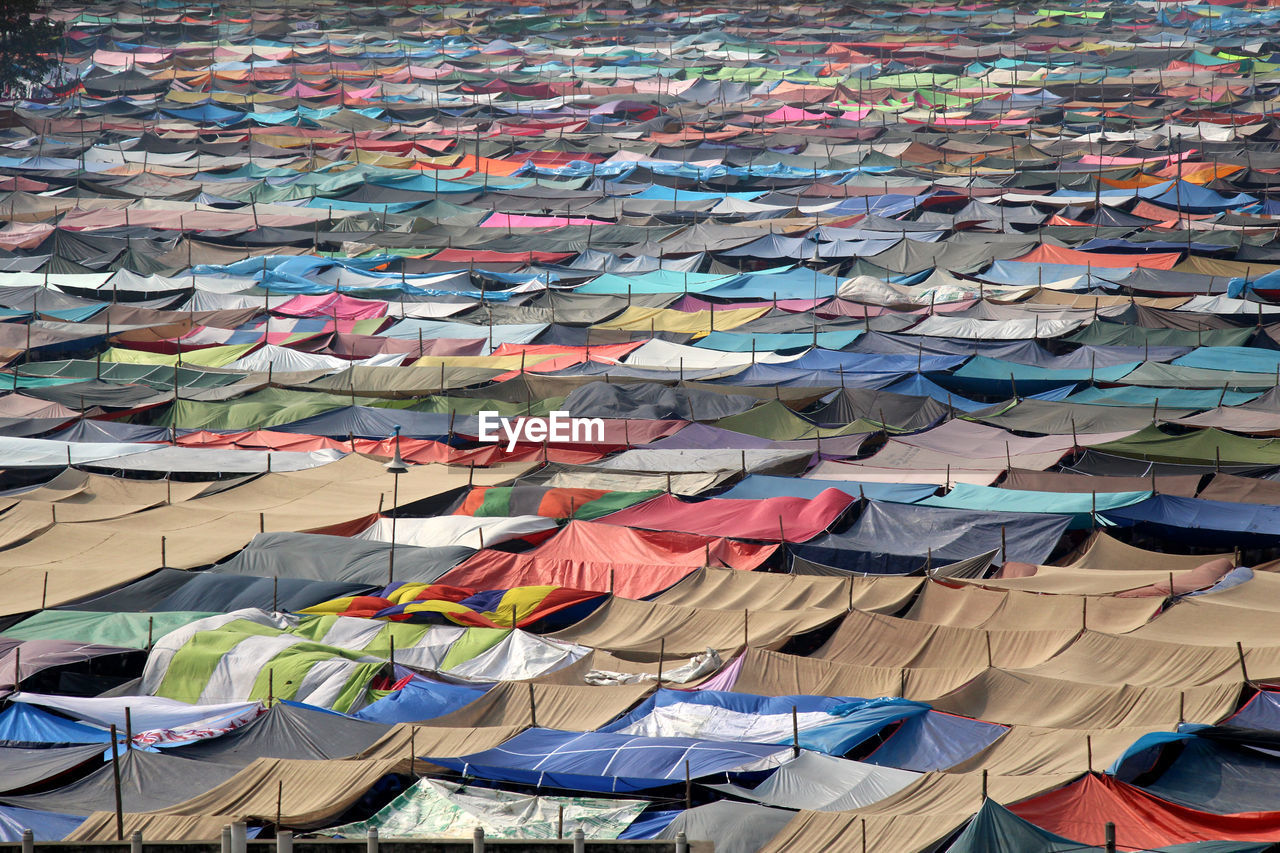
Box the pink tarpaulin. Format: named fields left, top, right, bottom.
left=599, top=489, right=857, bottom=542
left=480, top=213, right=611, bottom=228
left=764, top=106, right=831, bottom=122
left=0, top=222, right=54, bottom=250
left=272, top=293, right=388, bottom=321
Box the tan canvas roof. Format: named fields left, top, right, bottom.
left=0, top=458, right=531, bottom=616
left=654, top=566, right=920, bottom=614
left=1064, top=531, right=1232, bottom=571
left=945, top=726, right=1156, bottom=776
left=352, top=723, right=524, bottom=764
left=548, top=596, right=845, bottom=656
left=730, top=648, right=980, bottom=701
left=814, top=608, right=1078, bottom=670
left=905, top=580, right=1160, bottom=633
left=423, top=681, right=651, bottom=730
left=929, top=670, right=1239, bottom=728
left=757, top=773, right=1074, bottom=853
left=152, top=758, right=402, bottom=828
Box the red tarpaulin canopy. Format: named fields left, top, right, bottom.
left=1009, top=774, right=1280, bottom=849
left=438, top=519, right=777, bottom=598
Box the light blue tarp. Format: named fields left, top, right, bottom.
left=1066, top=386, right=1260, bottom=408
left=702, top=268, right=845, bottom=300
left=941, top=356, right=1138, bottom=396
left=353, top=676, right=489, bottom=724
left=1173, top=347, right=1280, bottom=375
left=0, top=704, right=109, bottom=747
left=693, top=330, right=863, bottom=352
left=572, top=270, right=739, bottom=295
left=921, top=483, right=1150, bottom=528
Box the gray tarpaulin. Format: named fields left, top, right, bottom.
left=211, top=532, right=474, bottom=585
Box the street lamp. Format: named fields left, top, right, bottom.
left=385, top=425, right=408, bottom=587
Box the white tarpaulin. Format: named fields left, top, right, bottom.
left=711, top=751, right=921, bottom=811
left=354, top=515, right=557, bottom=549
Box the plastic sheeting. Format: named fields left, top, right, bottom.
left=352, top=515, right=558, bottom=549
left=211, top=532, right=475, bottom=585
left=326, top=778, right=649, bottom=840
left=427, top=727, right=793, bottom=792
left=791, top=501, right=1072, bottom=574
left=599, top=489, right=855, bottom=542
left=1009, top=773, right=1280, bottom=848
left=439, top=520, right=776, bottom=599
left=711, top=751, right=921, bottom=811
left=166, top=701, right=389, bottom=766
left=655, top=802, right=794, bottom=853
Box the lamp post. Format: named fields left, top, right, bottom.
left=385, top=425, right=408, bottom=587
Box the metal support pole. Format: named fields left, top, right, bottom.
left=366, top=827, right=378, bottom=853
left=130, top=831, right=142, bottom=853
left=472, top=826, right=485, bottom=853
left=110, top=724, right=124, bottom=841
left=21, top=829, right=32, bottom=853
left=573, top=827, right=585, bottom=853
left=1105, top=821, right=1116, bottom=853
left=220, top=826, right=231, bottom=853
left=675, top=831, right=688, bottom=853
left=277, top=831, right=293, bottom=853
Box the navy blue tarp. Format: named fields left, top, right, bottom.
left=791, top=501, right=1071, bottom=574
left=1102, top=495, right=1280, bottom=547
left=427, top=728, right=790, bottom=792
left=863, top=710, right=1007, bottom=772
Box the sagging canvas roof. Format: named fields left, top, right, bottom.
left=0, top=458, right=531, bottom=616
left=549, top=597, right=846, bottom=657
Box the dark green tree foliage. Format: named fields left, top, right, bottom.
left=0, top=0, right=63, bottom=96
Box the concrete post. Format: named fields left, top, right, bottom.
left=20, top=829, right=32, bottom=853
left=277, top=830, right=293, bottom=853
left=220, top=825, right=231, bottom=853
left=676, top=830, right=689, bottom=853
left=231, top=821, right=247, bottom=853
left=573, top=827, right=585, bottom=853
left=473, top=826, right=485, bottom=853
left=130, top=831, right=143, bottom=853
left=367, top=827, right=379, bottom=853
